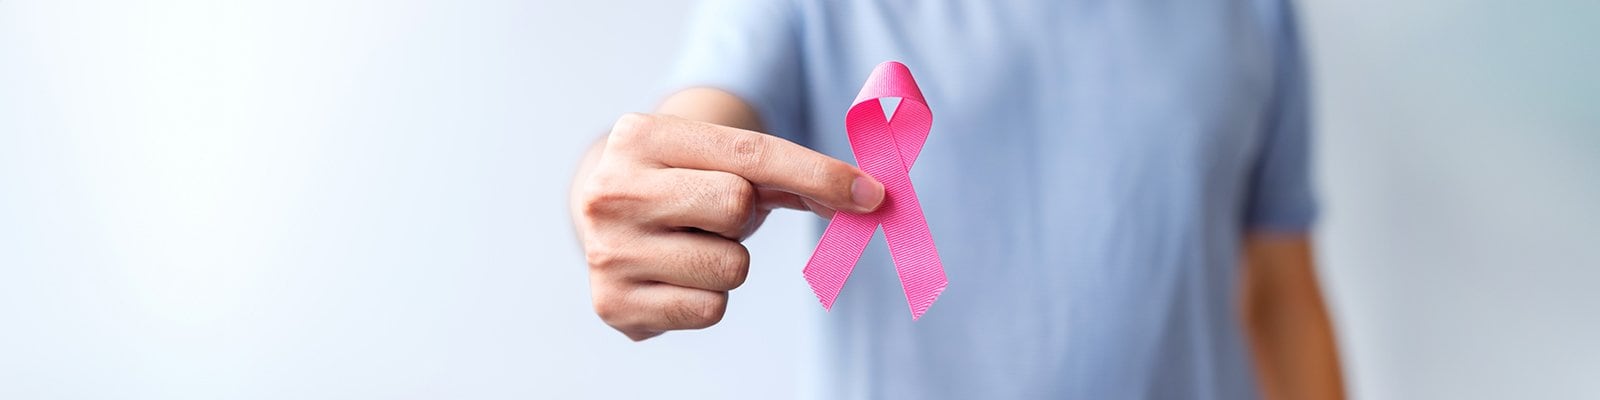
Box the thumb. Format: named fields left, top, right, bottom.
left=757, top=188, right=842, bottom=219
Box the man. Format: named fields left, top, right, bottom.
left=569, top=1, right=1345, bottom=398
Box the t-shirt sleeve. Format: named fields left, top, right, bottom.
left=1243, top=0, right=1318, bottom=232
left=661, top=0, right=809, bottom=145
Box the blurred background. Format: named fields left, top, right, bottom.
left=1, top=0, right=1595, bottom=399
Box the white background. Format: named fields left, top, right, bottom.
left=1, top=1, right=1596, bottom=399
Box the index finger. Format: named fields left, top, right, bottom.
left=609, top=113, right=884, bottom=213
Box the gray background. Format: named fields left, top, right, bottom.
left=1, top=0, right=1595, bottom=398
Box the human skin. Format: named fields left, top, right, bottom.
left=1242, top=233, right=1348, bottom=400
left=569, top=88, right=882, bottom=341
left=568, top=87, right=1345, bottom=399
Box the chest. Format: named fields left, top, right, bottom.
left=799, top=1, right=1277, bottom=180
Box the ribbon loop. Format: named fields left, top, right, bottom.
left=804, top=61, right=947, bottom=320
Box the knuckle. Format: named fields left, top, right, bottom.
left=718, top=177, right=755, bottom=224
left=576, top=174, right=613, bottom=217
left=722, top=245, right=751, bottom=289
left=591, top=288, right=630, bottom=326
left=578, top=170, right=639, bottom=221
left=687, top=242, right=748, bottom=291
left=700, top=294, right=730, bottom=327
left=577, top=187, right=613, bottom=221
left=607, top=113, right=656, bottom=148
left=724, top=132, right=768, bottom=172
left=678, top=246, right=719, bottom=288
left=582, top=232, right=634, bottom=272
left=673, top=293, right=727, bottom=330
left=582, top=238, right=620, bottom=271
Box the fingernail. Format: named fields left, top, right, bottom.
left=851, top=175, right=884, bottom=211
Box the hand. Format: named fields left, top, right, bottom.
left=573, top=113, right=884, bottom=341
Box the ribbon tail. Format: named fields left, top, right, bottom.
left=803, top=212, right=878, bottom=310
left=875, top=163, right=947, bottom=320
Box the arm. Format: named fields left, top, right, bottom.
left=1240, top=234, right=1347, bottom=400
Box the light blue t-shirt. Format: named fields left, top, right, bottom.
left=667, top=1, right=1316, bottom=398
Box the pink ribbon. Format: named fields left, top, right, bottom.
left=804, top=61, right=947, bottom=320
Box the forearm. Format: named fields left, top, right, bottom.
left=1241, top=234, right=1346, bottom=400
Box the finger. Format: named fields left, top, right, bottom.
left=623, top=232, right=750, bottom=292
left=613, top=283, right=729, bottom=335
left=636, top=168, right=756, bottom=238
left=608, top=113, right=885, bottom=213
left=801, top=197, right=837, bottom=219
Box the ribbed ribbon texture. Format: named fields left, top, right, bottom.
left=803, top=61, right=947, bottom=320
